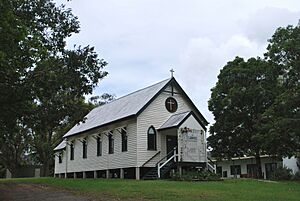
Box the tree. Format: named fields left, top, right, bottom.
left=208, top=57, right=278, bottom=178
left=261, top=25, right=300, bottom=157
left=89, top=93, right=116, bottom=106
left=0, top=0, right=109, bottom=176
left=0, top=0, right=37, bottom=176
left=0, top=122, right=32, bottom=177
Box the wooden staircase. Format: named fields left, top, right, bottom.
left=207, top=157, right=216, bottom=173
left=142, top=147, right=177, bottom=180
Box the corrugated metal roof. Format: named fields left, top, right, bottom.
left=159, top=111, right=191, bottom=130
left=54, top=140, right=66, bottom=151
left=63, top=78, right=171, bottom=138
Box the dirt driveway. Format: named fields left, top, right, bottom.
left=0, top=183, right=90, bottom=201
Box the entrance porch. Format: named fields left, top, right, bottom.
left=142, top=111, right=210, bottom=179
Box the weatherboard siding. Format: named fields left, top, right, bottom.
left=54, top=150, right=66, bottom=174
left=137, top=85, right=195, bottom=167
left=54, top=81, right=208, bottom=173
left=54, top=120, right=137, bottom=174
left=178, top=115, right=207, bottom=162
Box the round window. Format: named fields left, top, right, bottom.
left=165, top=97, right=178, bottom=113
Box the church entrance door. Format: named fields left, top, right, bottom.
left=166, top=135, right=178, bottom=159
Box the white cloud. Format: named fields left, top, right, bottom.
left=239, top=7, right=300, bottom=43
left=178, top=34, right=267, bottom=123
left=54, top=0, right=300, bottom=125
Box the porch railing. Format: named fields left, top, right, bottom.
left=207, top=157, right=216, bottom=173
left=157, top=147, right=177, bottom=178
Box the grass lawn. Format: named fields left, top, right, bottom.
left=1, top=177, right=300, bottom=201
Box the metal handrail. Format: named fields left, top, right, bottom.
left=155, top=146, right=177, bottom=166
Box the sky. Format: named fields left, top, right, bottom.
left=56, top=0, right=300, bottom=126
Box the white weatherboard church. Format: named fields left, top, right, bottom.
left=54, top=76, right=210, bottom=180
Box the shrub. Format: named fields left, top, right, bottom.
left=292, top=171, right=300, bottom=181
left=271, top=166, right=293, bottom=180
left=171, top=170, right=221, bottom=181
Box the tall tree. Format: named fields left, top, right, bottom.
left=0, top=0, right=37, bottom=175
left=0, top=0, right=109, bottom=176
left=0, top=122, right=32, bottom=177
left=208, top=57, right=278, bottom=178
left=261, top=25, right=300, bottom=157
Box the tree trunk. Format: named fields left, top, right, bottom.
left=8, top=166, right=17, bottom=178
left=42, top=159, right=50, bottom=177
left=255, top=151, right=263, bottom=179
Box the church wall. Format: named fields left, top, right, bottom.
left=137, top=84, right=198, bottom=167
left=54, top=150, right=66, bottom=174
left=178, top=115, right=207, bottom=163
left=54, top=119, right=137, bottom=174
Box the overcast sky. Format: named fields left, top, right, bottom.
left=56, top=0, right=300, bottom=125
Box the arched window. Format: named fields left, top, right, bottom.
left=70, top=143, right=74, bottom=160
left=121, top=127, right=127, bottom=152
left=82, top=139, right=87, bottom=159
left=108, top=131, right=114, bottom=154
left=96, top=136, right=102, bottom=156
left=147, top=126, right=157, bottom=150
left=58, top=153, right=62, bottom=163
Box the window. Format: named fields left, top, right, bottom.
left=265, top=163, right=277, bottom=179
left=216, top=166, right=222, bottom=177
left=97, top=136, right=102, bottom=156
left=108, top=131, right=114, bottom=154
left=147, top=126, right=157, bottom=150
left=58, top=153, right=62, bottom=163
left=82, top=139, right=87, bottom=159
left=121, top=127, right=127, bottom=152
left=247, top=164, right=258, bottom=178
left=230, top=165, right=241, bottom=175
left=70, top=143, right=74, bottom=160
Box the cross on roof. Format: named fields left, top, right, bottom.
left=170, top=68, right=174, bottom=78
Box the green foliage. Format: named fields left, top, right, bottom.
left=207, top=57, right=277, bottom=177
left=89, top=93, right=116, bottom=106
left=292, top=171, right=300, bottom=181
left=0, top=0, right=35, bottom=174
left=261, top=25, right=300, bottom=158
left=208, top=24, right=300, bottom=175
left=271, top=166, right=293, bottom=180
left=0, top=163, right=6, bottom=178
left=0, top=122, right=32, bottom=177
left=171, top=170, right=221, bottom=181
left=0, top=0, right=109, bottom=176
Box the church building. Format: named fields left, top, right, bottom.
left=54, top=76, right=210, bottom=179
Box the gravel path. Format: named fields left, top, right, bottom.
left=0, top=183, right=90, bottom=201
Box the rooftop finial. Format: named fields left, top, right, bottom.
left=170, top=68, right=174, bottom=78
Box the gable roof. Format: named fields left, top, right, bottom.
left=63, top=78, right=171, bottom=138
left=158, top=111, right=206, bottom=131
left=159, top=111, right=191, bottom=130
left=54, top=140, right=66, bottom=151
left=63, top=77, right=209, bottom=138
